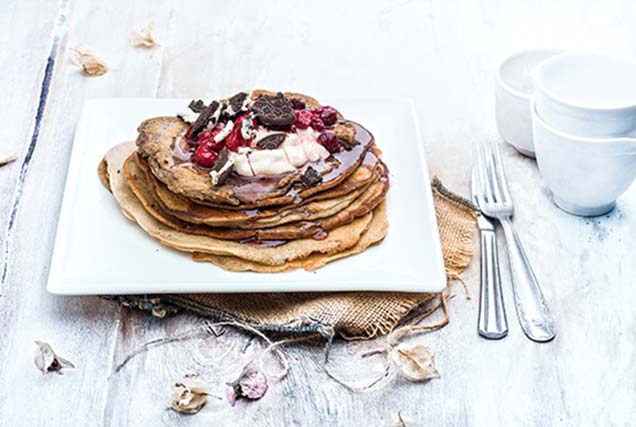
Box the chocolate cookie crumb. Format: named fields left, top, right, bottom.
left=300, top=166, right=323, bottom=188
left=256, top=133, right=286, bottom=150
left=338, top=138, right=356, bottom=151
left=188, top=99, right=206, bottom=113
left=210, top=148, right=233, bottom=185
left=226, top=92, right=249, bottom=117
left=190, top=101, right=220, bottom=138
left=252, top=92, right=295, bottom=127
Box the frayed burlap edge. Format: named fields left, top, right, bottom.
left=102, top=177, right=477, bottom=340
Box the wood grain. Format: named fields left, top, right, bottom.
left=1, top=0, right=636, bottom=426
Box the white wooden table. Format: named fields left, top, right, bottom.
left=1, top=1, right=635, bottom=425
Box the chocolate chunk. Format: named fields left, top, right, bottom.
left=300, top=166, right=323, bottom=188
left=226, top=92, right=248, bottom=117
left=212, top=147, right=230, bottom=172
left=256, top=133, right=286, bottom=150
left=252, top=92, right=295, bottom=127
left=338, top=137, right=355, bottom=151
left=210, top=148, right=233, bottom=185
left=190, top=101, right=220, bottom=138
left=188, top=99, right=207, bottom=113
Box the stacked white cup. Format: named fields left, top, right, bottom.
left=496, top=50, right=636, bottom=216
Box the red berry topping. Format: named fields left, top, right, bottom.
left=192, top=145, right=218, bottom=168
left=196, top=129, right=223, bottom=151
left=294, top=110, right=313, bottom=129
left=290, top=98, right=306, bottom=110
left=319, top=106, right=338, bottom=126
left=224, top=125, right=249, bottom=152
left=310, top=116, right=325, bottom=132
left=317, top=130, right=341, bottom=153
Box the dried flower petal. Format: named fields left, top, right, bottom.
left=168, top=378, right=209, bottom=414
left=0, top=149, right=17, bottom=166
left=131, top=23, right=157, bottom=48
left=391, top=344, right=439, bottom=382
left=390, top=411, right=415, bottom=427
left=70, top=49, right=108, bottom=77
left=34, top=341, right=75, bottom=374
left=226, top=363, right=268, bottom=406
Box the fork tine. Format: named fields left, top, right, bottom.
left=484, top=141, right=503, bottom=204
left=491, top=141, right=512, bottom=203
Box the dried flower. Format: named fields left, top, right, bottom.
left=34, top=341, right=75, bottom=374
left=389, top=410, right=415, bottom=427
left=131, top=23, right=157, bottom=48
left=168, top=378, right=210, bottom=414
left=226, top=363, right=268, bottom=406
left=391, top=344, right=439, bottom=382
left=0, top=149, right=17, bottom=166
left=70, top=49, right=108, bottom=77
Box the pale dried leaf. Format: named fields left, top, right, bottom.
left=34, top=341, right=75, bottom=374
left=391, top=344, right=440, bottom=382
left=168, top=378, right=210, bottom=414
left=226, top=363, right=268, bottom=406
left=389, top=410, right=415, bottom=427
left=131, top=23, right=157, bottom=48
left=70, top=49, right=108, bottom=77
left=0, top=150, right=17, bottom=166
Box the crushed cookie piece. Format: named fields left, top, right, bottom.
left=252, top=92, right=295, bottom=127
left=300, top=166, right=323, bottom=188
left=190, top=101, right=220, bottom=138
left=256, top=133, right=286, bottom=150
left=188, top=99, right=206, bottom=113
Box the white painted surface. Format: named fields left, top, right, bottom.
left=1, top=1, right=635, bottom=425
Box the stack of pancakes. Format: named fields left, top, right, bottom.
left=99, top=90, right=390, bottom=272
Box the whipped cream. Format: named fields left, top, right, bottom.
left=228, top=128, right=329, bottom=177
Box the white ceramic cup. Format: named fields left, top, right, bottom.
left=532, top=99, right=636, bottom=216
left=495, top=49, right=562, bottom=157
left=533, top=52, right=636, bottom=137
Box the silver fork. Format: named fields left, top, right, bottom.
left=473, top=141, right=555, bottom=342
left=471, top=169, right=508, bottom=339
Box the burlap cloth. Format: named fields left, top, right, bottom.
left=106, top=177, right=476, bottom=340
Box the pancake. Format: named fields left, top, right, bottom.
left=124, top=153, right=389, bottom=241
left=135, top=91, right=372, bottom=208
left=106, top=141, right=373, bottom=266
left=137, top=148, right=384, bottom=228
left=192, top=201, right=388, bottom=272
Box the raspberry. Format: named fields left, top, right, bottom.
left=319, top=106, right=338, bottom=126
left=225, top=125, right=249, bottom=152
left=197, top=128, right=224, bottom=151
left=310, top=116, right=325, bottom=132
left=192, top=145, right=218, bottom=168
left=290, top=98, right=306, bottom=110
left=294, top=110, right=313, bottom=129
left=317, top=130, right=341, bottom=153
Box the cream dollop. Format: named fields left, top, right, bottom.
left=228, top=128, right=329, bottom=177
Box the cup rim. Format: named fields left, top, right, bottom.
left=533, top=51, right=636, bottom=113
left=496, top=48, right=563, bottom=101
left=531, top=97, right=636, bottom=144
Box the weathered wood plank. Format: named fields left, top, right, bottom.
left=0, top=0, right=173, bottom=425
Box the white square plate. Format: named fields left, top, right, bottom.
left=47, top=98, right=446, bottom=295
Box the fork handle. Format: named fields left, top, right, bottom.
left=478, top=229, right=508, bottom=339
left=500, top=218, right=555, bottom=342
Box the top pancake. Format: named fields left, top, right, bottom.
left=135, top=90, right=373, bottom=208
